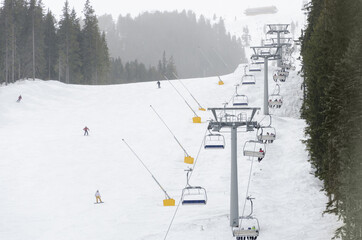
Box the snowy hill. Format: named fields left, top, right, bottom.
left=0, top=58, right=340, bottom=239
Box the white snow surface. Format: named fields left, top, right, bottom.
left=0, top=59, right=340, bottom=239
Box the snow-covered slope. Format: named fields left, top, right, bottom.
left=0, top=58, right=340, bottom=239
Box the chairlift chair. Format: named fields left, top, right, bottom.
left=233, top=94, right=248, bottom=106
left=242, top=75, right=256, bottom=85
left=273, top=71, right=286, bottom=82
left=263, top=38, right=273, bottom=46
left=277, top=69, right=289, bottom=77
left=233, top=216, right=260, bottom=239
left=204, top=133, right=225, bottom=149
left=268, top=94, right=283, bottom=108
left=233, top=196, right=260, bottom=239
left=257, top=127, right=276, bottom=142
left=181, top=186, right=208, bottom=205
left=243, top=140, right=266, bottom=158
left=249, top=63, right=261, bottom=72
left=181, top=169, right=207, bottom=205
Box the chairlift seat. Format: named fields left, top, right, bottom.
left=233, top=229, right=259, bottom=237
left=204, top=133, right=225, bottom=149
left=258, top=134, right=276, bottom=141
left=181, top=186, right=207, bottom=205
left=242, top=81, right=256, bottom=85
left=233, top=95, right=248, bottom=106
left=242, top=75, right=256, bottom=85
left=244, top=150, right=265, bottom=158
left=269, top=100, right=282, bottom=107
left=182, top=199, right=207, bottom=205
left=233, top=102, right=248, bottom=106
left=249, top=64, right=261, bottom=72
left=278, top=70, right=289, bottom=77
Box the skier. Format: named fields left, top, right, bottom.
left=157, top=81, right=161, bottom=88
left=258, top=148, right=264, bottom=162
left=95, top=190, right=103, bottom=203
left=83, top=126, right=90, bottom=136
left=16, top=95, right=22, bottom=102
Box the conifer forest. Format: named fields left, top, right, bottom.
left=301, top=0, right=362, bottom=238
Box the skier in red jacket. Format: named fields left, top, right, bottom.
left=258, top=148, right=264, bottom=162
left=83, top=126, right=90, bottom=136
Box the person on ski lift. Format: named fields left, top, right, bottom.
left=273, top=74, right=278, bottom=82
left=157, top=81, right=161, bottom=88
left=265, top=132, right=270, bottom=143
left=258, top=148, right=264, bottom=162
left=16, top=95, right=22, bottom=102
left=270, top=133, right=275, bottom=143
left=95, top=190, right=103, bottom=203
left=83, top=126, right=90, bottom=136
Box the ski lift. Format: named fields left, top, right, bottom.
left=257, top=126, right=276, bottom=143
left=249, top=63, right=261, bottom=72
left=242, top=75, right=256, bottom=85
left=181, top=169, right=207, bottom=205
left=273, top=73, right=286, bottom=82
left=204, top=132, right=225, bottom=149
left=233, top=94, right=248, bottom=106
left=243, top=140, right=266, bottom=158
left=263, top=38, right=273, bottom=46
left=268, top=94, right=283, bottom=108
left=279, top=70, right=290, bottom=77
left=233, top=196, right=260, bottom=239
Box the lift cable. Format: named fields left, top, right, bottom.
left=239, top=139, right=258, bottom=228
left=163, top=128, right=208, bottom=240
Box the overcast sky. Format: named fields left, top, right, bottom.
left=41, top=0, right=304, bottom=20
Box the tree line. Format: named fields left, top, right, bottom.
left=0, top=0, right=177, bottom=85
left=301, top=0, right=362, bottom=239
left=98, top=10, right=245, bottom=79
left=0, top=0, right=110, bottom=85
left=109, top=51, right=177, bottom=84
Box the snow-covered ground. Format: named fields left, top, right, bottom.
left=0, top=0, right=341, bottom=238
left=0, top=55, right=340, bottom=239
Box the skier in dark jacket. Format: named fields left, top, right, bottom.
left=16, top=95, right=22, bottom=102
left=83, top=126, right=90, bottom=136
left=157, top=81, right=161, bottom=88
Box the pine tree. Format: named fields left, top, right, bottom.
left=44, top=10, right=58, bottom=80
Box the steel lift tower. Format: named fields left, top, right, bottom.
left=266, top=24, right=290, bottom=67
left=250, top=46, right=281, bottom=115
left=207, top=107, right=260, bottom=230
